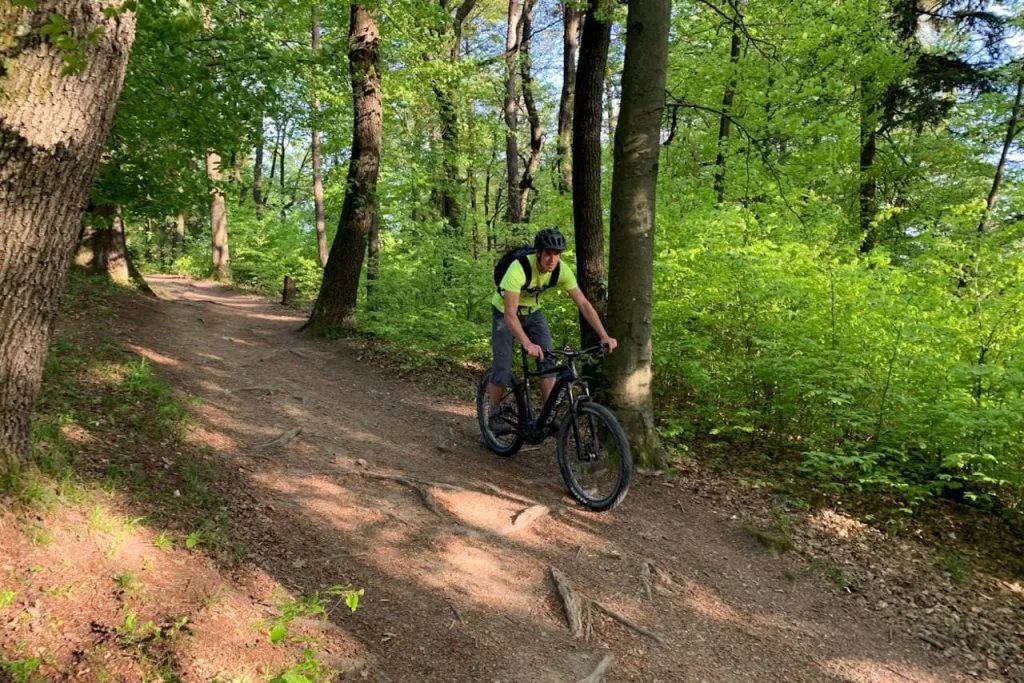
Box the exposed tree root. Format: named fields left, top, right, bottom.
left=255, top=427, right=302, bottom=450
left=338, top=468, right=447, bottom=518
left=639, top=560, right=653, bottom=599
left=577, top=653, right=614, bottom=683
left=512, top=504, right=549, bottom=532
left=591, top=600, right=666, bottom=645
left=480, top=482, right=541, bottom=506
left=551, top=566, right=666, bottom=646
left=550, top=567, right=586, bottom=637
left=639, top=559, right=677, bottom=598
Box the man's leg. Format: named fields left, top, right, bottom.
left=523, top=312, right=556, bottom=404
left=488, top=309, right=515, bottom=412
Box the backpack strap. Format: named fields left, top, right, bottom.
left=517, top=254, right=532, bottom=291
left=547, top=262, right=560, bottom=290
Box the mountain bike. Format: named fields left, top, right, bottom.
left=475, top=344, right=632, bottom=511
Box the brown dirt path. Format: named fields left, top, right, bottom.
left=117, top=275, right=979, bottom=682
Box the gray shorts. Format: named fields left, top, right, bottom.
left=490, top=308, right=554, bottom=386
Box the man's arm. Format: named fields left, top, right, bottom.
left=567, top=287, right=618, bottom=352
left=504, top=291, right=544, bottom=358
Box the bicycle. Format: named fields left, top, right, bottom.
left=475, top=343, right=633, bottom=511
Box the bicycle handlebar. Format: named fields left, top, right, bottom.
left=545, top=343, right=608, bottom=360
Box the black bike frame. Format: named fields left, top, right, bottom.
left=515, top=346, right=593, bottom=446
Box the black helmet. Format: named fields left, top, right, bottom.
left=534, top=227, right=567, bottom=252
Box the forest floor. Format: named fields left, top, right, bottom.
left=2, top=274, right=1022, bottom=682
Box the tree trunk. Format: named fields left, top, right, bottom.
left=311, top=5, right=328, bottom=268
left=253, top=124, right=265, bottom=213
left=434, top=0, right=476, bottom=278
left=118, top=212, right=155, bottom=294
left=606, top=0, right=669, bottom=469
left=977, top=75, right=1024, bottom=235
left=306, top=4, right=381, bottom=333
left=0, top=0, right=136, bottom=475
left=78, top=204, right=129, bottom=281
left=713, top=10, right=741, bottom=205
left=503, top=0, right=523, bottom=224
left=518, top=0, right=542, bottom=214
left=604, top=68, right=617, bottom=141
left=557, top=2, right=583, bottom=194
left=572, top=0, right=612, bottom=349
left=175, top=213, right=186, bottom=255
left=366, top=212, right=380, bottom=305
left=858, top=79, right=881, bottom=253
left=206, top=152, right=231, bottom=281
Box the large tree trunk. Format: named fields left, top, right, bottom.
left=0, top=0, right=136, bottom=475
left=606, top=0, right=669, bottom=469
left=518, top=0, right=542, bottom=214
left=206, top=152, right=231, bottom=281
left=306, top=4, right=381, bottom=333
left=713, top=9, right=741, bottom=205
left=557, top=2, right=583, bottom=194
left=572, top=0, right=612, bottom=349
left=503, top=0, right=523, bottom=224
left=311, top=5, right=328, bottom=268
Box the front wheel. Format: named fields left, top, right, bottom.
left=557, top=401, right=632, bottom=511
left=476, top=369, right=525, bottom=457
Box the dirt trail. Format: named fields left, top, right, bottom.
left=117, top=275, right=973, bottom=682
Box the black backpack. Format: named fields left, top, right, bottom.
left=493, top=245, right=560, bottom=294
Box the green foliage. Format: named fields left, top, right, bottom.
left=267, top=585, right=363, bottom=645
left=38, top=12, right=88, bottom=75
left=268, top=648, right=337, bottom=683
left=0, top=658, right=41, bottom=683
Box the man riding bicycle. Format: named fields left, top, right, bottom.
left=487, top=227, right=618, bottom=428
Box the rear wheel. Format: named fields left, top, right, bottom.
left=476, top=369, right=525, bottom=457
left=556, top=401, right=632, bottom=511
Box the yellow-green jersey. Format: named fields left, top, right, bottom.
left=491, top=253, right=578, bottom=314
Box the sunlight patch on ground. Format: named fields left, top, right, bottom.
left=125, top=344, right=180, bottom=367
left=184, top=422, right=241, bottom=453
left=820, top=657, right=956, bottom=683
left=60, top=423, right=94, bottom=444
left=808, top=509, right=872, bottom=540
left=431, top=488, right=524, bottom=536
left=681, top=580, right=742, bottom=623
left=247, top=312, right=306, bottom=323
left=421, top=535, right=539, bottom=614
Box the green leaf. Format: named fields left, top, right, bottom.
left=344, top=588, right=363, bottom=612
left=268, top=623, right=287, bottom=643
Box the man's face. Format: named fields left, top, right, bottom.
left=537, top=249, right=561, bottom=273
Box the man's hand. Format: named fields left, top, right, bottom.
left=601, top=336, right=618, bottom=353
left=524, top=342, right=545, bottom=360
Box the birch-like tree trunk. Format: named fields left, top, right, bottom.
left=311, top=4, right=328, bottom=267
left=206, top=151, right=231, bottom=281
left=518, top=0, right=542, bottom=216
